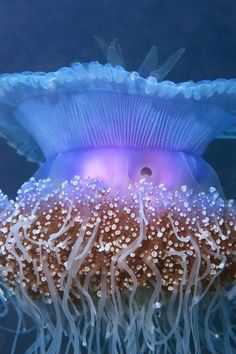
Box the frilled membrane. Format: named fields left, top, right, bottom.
left=0, top=62, right=235, bottom=163
left=1, top=177, right=235, bottom=295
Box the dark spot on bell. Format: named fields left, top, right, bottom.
left=140, top=167, right=152, bottom=176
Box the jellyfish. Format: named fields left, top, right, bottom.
left=0, top=40, right=235, bottom=354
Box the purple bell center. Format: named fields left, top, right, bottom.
left=34, top=148, right=223, bottom=193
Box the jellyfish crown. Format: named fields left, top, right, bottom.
left=0, top=43, right=235, bottom=354
left=0, top=43, right=235, bottom=191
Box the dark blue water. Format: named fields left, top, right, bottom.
left=0, top=1, right=235, bottom=353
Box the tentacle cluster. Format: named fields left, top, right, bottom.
left=0, top=177, right=235, bottom=353
left=94, top=36, right=185, bottom=80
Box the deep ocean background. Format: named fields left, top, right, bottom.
left=0, top=0, right=235, bottom=353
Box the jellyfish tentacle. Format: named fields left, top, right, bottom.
left=150, top=47, right=185, bottom=81
left=138, top=45, right=158, bottom=78
left=94, top=36, right=126, bottom=68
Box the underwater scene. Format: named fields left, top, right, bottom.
left=0, top=0, right=235, bottom=353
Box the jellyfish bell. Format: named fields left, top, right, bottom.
left=0, top=44, right=235, bottom=354
left=3, top=63, right=235, bottom=192
left=34, top=147, right=224, bottom=194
